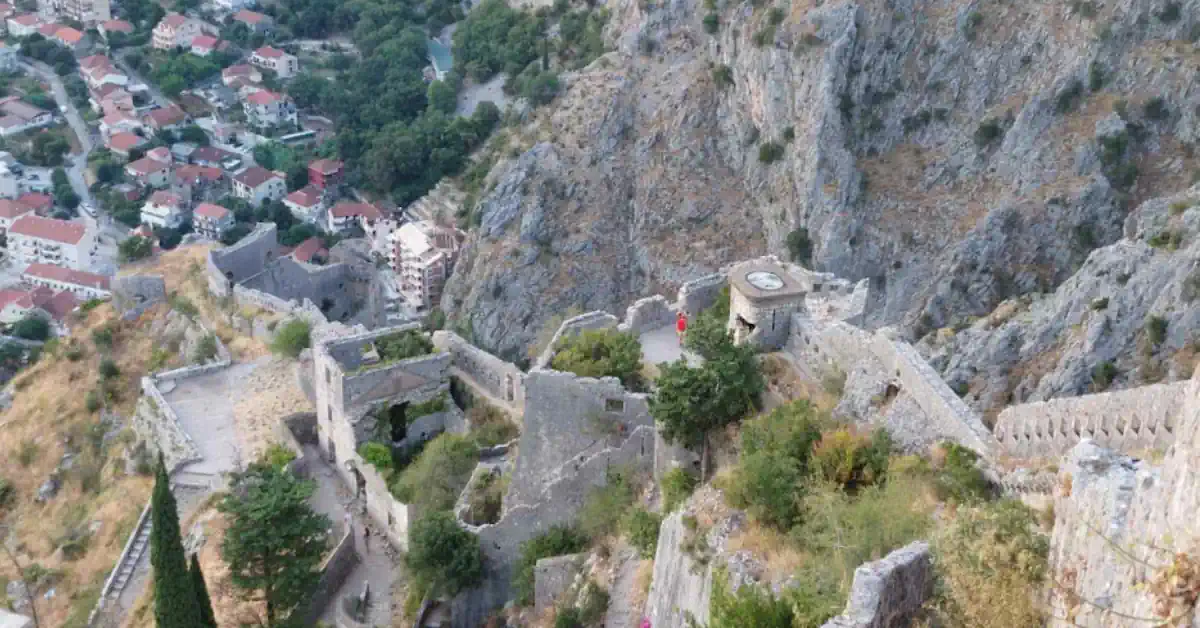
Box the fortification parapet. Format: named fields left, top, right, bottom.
left=532, top=310, right=619, bottom=370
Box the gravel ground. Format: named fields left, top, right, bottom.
left=232, top=356, right=314, bottom=459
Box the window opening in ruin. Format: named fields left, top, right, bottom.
left=605, top=398, right=625, bottom=413
left=328, top=440, right=337, bottom=464
left=387, top=402, right=409, bottom=443
left=327, top=405, right=333, bottom=423
left=388, top=511, right=394, bottom=528
left=326, top=367, right=331, bottom=384
left=883, top=382, right=900, bottom=404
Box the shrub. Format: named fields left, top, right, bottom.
left=1145, top=315, right=1168, bottom=345
left=408, top=395, right=448, bottom=421
left=271, top=319, right=311, bottom=358
left=358, top=442, right=394, bottom=471
left=551, top=329, right=643, bottom=391
left=118, top=236, right=152, bottom=261
left=974, top=118, right=1003, bottom=147
left=406, top=511, right=484, bottom=596
left=555, top=608, right=583, bottom=628
left=391, top=434, right=478, bottom=512
left=579, top=467, right=637, bottom=541
left=927, top=500, right=1049, bottom=627
left=374, top=329, right=433, bottom=362
left=514, top=525, right=589, bottom=605
left=786, top=228, right=813, bottom=265
left=98, top=358, right=120, bottom=381
left=0, top=477, right=14, bottom=508
left=1170, top=201, right=1190, bottom=215
left=712, top=64, right=734, bottom=88
left=963, top=11, right=983, bottom=40
left=702, top=12, right=719, bottom=33
left=933, top=442, right=992, bottom=503
left=782, top=126, right=795, bottom=142
left=17, top=439, right=39, bottom=467
left=1183, top=268, right=1200, bottom=303
left=661, top=467, right=698, bottom=512
left=1144, top=96, right=1170, bottom=121
left=65, top=343, right=85, bottom=361
left=1158, top=1, right=1181, bottom=23
left=810, top=427, right=891, bottom=490
left=91, top=326, right=113, bottom=350
left=12, top=316, right=50, bottom=341
left=263, top=443, right=297, bottom=470
left=1090, top=297, right=1109, bottom=310
left=464, top=471, right=507, bottom=525
left=709, top=570, right=794, bottom=628
left=169, top=294, right=198, bottom=318
left=1092, top=360, right=1118, bottom=390
left=758, top=142, right=784, bottom=163
left=1088, top=61, right=1105, bottom=91
left=85, top=390, right=101, bottom=413
left=191, top=334, right=218, bottom=364
left=725, top=401, right=825, bottom=528
left=1055, top=79, right=1084, bottom=114
left=622, top=508, right=662, bottom=558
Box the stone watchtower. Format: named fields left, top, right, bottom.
left=726, top=259, right=808, bottom=350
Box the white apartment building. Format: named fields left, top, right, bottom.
left=192, top=202, right=233, bottom=240
left=283, top=185, right=325, bottom=224
left=249, top=46, right=298, bottom=78
left=22, top=262, right=111, bottom=299
left=152, top=13, right=208, bottom=50
left=232, top=166, right=285, bottom=206
left=0, top=198, right=32, bottom=233
left=389, top=220, right=462, bottom=311
left=243, top=89, right=297, bottom=128
left=140, top=191, right=186, bottom=229
left=7, top=215, right=96, bottom=270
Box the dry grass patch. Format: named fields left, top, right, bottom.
left=727, top=522, right=804, bottom=582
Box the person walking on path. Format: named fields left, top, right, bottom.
left=363, top=526, right=371, bottom=553
left=675, top=311, right=688, bottom=343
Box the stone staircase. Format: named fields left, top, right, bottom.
left=104, top=505, right=152, bottom=601
left=404, top=180, right=465, bottom=224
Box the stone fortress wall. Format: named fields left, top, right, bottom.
left=993, top=380, right=1185, bottom=458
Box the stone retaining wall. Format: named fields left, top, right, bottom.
left=296, top=529, right=360, bottom=627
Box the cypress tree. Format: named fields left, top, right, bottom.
left=150, top=455, right=200, bottom=627
left=190, top=553, right=218, bottom=628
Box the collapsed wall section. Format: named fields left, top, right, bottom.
left=994, top=381, right=1186, bottom=459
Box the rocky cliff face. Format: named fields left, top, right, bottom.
left=445, top=0, right=1200, bottom=361
left=920, top=186, right=1200, bottom=417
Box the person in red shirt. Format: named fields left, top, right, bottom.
left=676, top=311, right=688, bottom=343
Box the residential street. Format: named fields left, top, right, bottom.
left=112, top=51, right=173, bottom=108
left=19, top=59, right=94, bottom=208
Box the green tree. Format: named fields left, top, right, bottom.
left=190, top=553, right=217, bottom=628
left=406, top=511, right=484, bottom=597
left=270, top=319, right=311, bottom=358
left=179, top=125, right=210, bottom=145
left=150, top=456, right=201, bottom=628
left=219, top=462, right=329, bottom=627
left=11, top=316, right=49, bottom=341
left=285, top=165, right=309, bottom=191
left=119, top=236, right=153, bottom=261
left=651, top=333, right=762, bottom=479
left=427, top=80, right=457, bottom=114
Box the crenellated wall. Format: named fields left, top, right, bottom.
left=994, top=381, right=1187, bottom=459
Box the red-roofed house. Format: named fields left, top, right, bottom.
left=0, top=198, right=33, bottom=235
left=192, top=202, right=233, bottom=239
left=221, top=63, right=262, bottom=87
left=232, top=9, right=272, bottom=31
left=250, top=46, right=298, bottom=78
left=327, top=201, right=383, bottom=234
left=52, top=26, right=86, bottom=51
left=232, top=166, right=284, bottom=205
left=125, top=156, right=171, bottom=188
left=190, top=34, right=220, bottom=56
left=105, top=131, right=145, bottom=158
left=22, top=263, right=111, bottom=298
left=16, top=193, right=52, bottom=215
left=140, top=190, right=185, bottom=229
left=90, top=84, right=134, bottom=116
left=6, top=14, right=40, bottom=37
left=0, top=98, right=51, bottom=136
left=189, top=145, right=238, bottom=168
left=143, top=105, right=188, bottom=131
left=36, top=22, right=59, bottom=38
left=7, top=215, right=95, bottom=270
left=283, top=185, right=325, bottom=224
left=80, top=55, right=127, bottom=89
left=0, top=285, right=79, bottom=333
left=99, top=20, right=133, bottom=38
left=291, top=236, right=327, bottom=264
left=243, top=89, right=296, bottom=128
left=153, top=13, right=205, bottom=50
left=100, top=110, right=143, bottom=137
left=307, top=159, right=343, bottom=190
left=172, top=164, right=226, bottom=202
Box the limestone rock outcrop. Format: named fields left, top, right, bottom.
left=444, top=0, right=1200, bottom=361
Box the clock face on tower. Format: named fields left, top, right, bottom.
left=745, top=271, right=784, bottom=291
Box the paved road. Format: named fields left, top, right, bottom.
left=19, top=60, right=94, bottom=207
left=113, top=52, right=173, bottom=108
